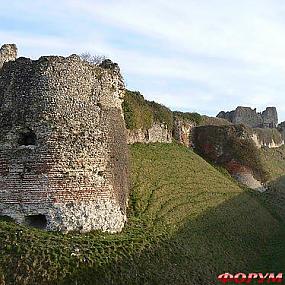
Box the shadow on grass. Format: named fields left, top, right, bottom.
left=58, top=191, right=285, bottom=285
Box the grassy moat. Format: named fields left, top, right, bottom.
left=1, top=143, right=285, bottom=285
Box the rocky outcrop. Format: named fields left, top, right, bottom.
left=192, top=125, right=268, bottom=191
left=0, top=44, right=17, bottom=69
left=0, top=45, right=129, bottom=233
left=127, top=123, right=172, bottom=144
left=217, top=106, right=278, bottom=128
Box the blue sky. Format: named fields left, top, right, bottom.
left=1, top=0, right=285, bottom=122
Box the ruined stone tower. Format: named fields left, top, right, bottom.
left=0, top=44, right=129, bottom=233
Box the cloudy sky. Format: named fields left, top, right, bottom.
left=1, top=0, right=285, bottom=121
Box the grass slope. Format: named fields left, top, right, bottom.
left=260, top=145, right=285, bottom=222
left=0, top=143, right=285, bottom=285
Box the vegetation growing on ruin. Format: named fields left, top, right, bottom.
left=123, top=90, right=173, bottom=130
left=80, top=52, right=106, bottom=65
left=229, top=126, right=269, bottom=182
left=199, top=115, right=233, bottom=126
left=147, top=100, right=173, bottom=130
left=173, top=111, right=202, bottom=125
left=254, top=128, right=283, bottom=145
left=122, top=90, right=154, bottom=130
left=123, top=90, right=240, bottom=132
left=1, top=143, right=285, bottom=285
left=193, top=125, right=269, bottom=183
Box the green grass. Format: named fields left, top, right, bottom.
left=259, top=145, right=285, bottom=223
left=1, top=143, right=285, bottom=285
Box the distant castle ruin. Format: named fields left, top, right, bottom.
left=217, top=106, right=278, bottom=128
left=0, top=44, right=129, bottom=233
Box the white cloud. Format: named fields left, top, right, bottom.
left=1, top=0, right=285, bottom=120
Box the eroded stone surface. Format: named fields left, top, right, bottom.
left=173, top=117, right=195, bottom=147
left=127, top=123, right=172, bottom=144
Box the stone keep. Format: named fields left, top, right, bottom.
left=0, top=46, right=129, bottom=233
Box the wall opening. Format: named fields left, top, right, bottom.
left=18, top=130, right=37, bottom=146
left=145, top=130, right=150, bottom=141
left=25, top=214, right=47, bottom=229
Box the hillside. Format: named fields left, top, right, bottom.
left=1, top=143, right=285, bottom=285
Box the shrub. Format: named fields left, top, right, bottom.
left=173, top=111, right=202, bottom=125
left=122, top=90, right=153, bottom=130
left=80, top=52, right=106, bottom=65
left=123, top=90, right=173, bottom=130
left=147, top=101, right=173, bottom=130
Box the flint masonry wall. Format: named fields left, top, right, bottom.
left=126, top=123, right=172, bottom=144
left=0, top=53, right=129, bottom=233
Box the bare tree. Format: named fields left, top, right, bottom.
left=80, top=52, right=106, bottom=65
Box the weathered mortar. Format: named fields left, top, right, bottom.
left=0, top=51, right=129, bottom=233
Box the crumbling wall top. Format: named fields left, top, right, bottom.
left=0, top=44, right=17, bottom=69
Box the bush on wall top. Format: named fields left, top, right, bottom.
left=123, top=90, right=173, bottom=130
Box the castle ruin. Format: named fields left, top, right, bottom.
left=217, top=106, right=278, bottom=128
left=0, top=44, right=129, bottom=233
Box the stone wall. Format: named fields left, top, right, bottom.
left=127, top=123, right=172, bottom=144
left=251, top=128, right=284, bottom=149
left=0, top=44, right=17, bottom=69
left=217, top=106, right=278, bottom=128
left=0, top=51, right=129, bottom=233
left=173, top=117, right=195, bottom=147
